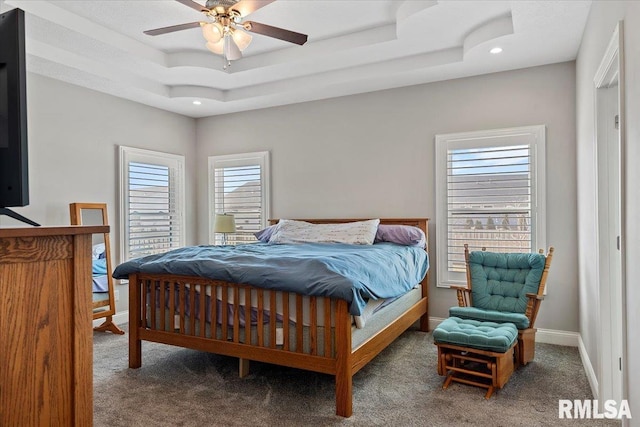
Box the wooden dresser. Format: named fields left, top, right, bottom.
left=0, top=225, right=108, bottom=426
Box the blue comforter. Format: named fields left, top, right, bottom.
left=113, top=242, right=428, bottom=316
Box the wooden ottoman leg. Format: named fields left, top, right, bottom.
left=494, top=347, right=515, bottom=388
left=486, top=362, right=496, bottom=399
left=437, top=345, right=445, bottom=376
left=443, top=373, right=454, bottom=390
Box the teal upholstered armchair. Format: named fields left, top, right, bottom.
left=449, top=244, right=554, bottom=366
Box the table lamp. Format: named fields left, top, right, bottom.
left=213, top=213, right=236, bottom=245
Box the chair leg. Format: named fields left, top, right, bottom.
left=518, top=328, right=536, bottom=366
left=93, top=316, right=125, bottom=335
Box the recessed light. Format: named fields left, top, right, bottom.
left=490, top=47, right=503, bottom=54
left=193, top=100, right=202, bottom=105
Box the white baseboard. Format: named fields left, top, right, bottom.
left=429, top=316, right=446, bottom=330
left=536, top=328, right=579, bottom=346
left=428, top=316, right=579, bottom=347
left=93, top=311, right=128, bottom=328
left=578, top=334, right=599, bottom=398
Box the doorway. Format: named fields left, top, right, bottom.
left=594, top=21, right=626, bottom=405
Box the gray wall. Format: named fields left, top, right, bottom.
left=196, top=61, right=578, bottom=332
left=576, top=1, right=640, bottom=418
left=0, top=74, right=197, bottom=313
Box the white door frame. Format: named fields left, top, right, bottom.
left=593, top=21, right=627, bottom=406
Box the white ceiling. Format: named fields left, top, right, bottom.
left=1, top=0, right=592, bottom=118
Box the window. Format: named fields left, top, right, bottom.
left=208, top=151, right=270, bottom=245
left=119, top=146, right=185, bottom=261
left=435, top=125, right=546, bottom=287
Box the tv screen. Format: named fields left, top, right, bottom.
left=0, top=8, right=29, bottom=209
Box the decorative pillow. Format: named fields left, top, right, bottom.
left=269, top=219, right=380, bottom=245
left=92, top=243, right=106, bottom=260
left=375, top=225, right=426, bottom=248
left=254, top=224, right=277, bottom=242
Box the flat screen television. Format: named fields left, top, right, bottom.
left=0, top=8, right=38, bottom=226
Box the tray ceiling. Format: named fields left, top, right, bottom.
left=1, top=0, right=591, bottom=118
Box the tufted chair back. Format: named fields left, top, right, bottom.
left=467, top=251, right=546, bottom=314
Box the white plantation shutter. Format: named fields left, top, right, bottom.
left=209, top=152, right=270, bottom=245
left=120, top=147, right=185, bottom=261
left=435, top=126, right=546, bottom=287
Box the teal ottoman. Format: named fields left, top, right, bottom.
left=433, top=317, right=518, bottom=398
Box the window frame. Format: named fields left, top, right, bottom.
left=208, top=151, right=270, bottom=245
left=435, top=125, right=546, bottom=288
left=119, top=146, right=186, bottom=263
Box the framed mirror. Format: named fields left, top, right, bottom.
left=70, top=202, right=124, bottom=335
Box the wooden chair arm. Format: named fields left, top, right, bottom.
left=525, top=293, right=544, bottom=327
left=450, top=286, right=471, bottom=307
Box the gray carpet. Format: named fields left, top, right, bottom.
left=93, top=325, right=616, bottom=426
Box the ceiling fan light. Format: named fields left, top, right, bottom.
left=206, top=40, right=224, bottom=55
left=224, top=35, right=242, bottom=60
left=202, top=22, right=222, bottom=43
left=232, top=28, right=252, bottom=51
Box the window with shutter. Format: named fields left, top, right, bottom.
left=208, top=152, right=270, bottom=245
left=435, top=125, right=546, bottom=287
left=119, top=147, right=185, bottom=261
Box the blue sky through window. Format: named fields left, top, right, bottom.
left=450, top=145, right=529, bottom=175
left=221, top=166, right=260, bottom=193
left=129, top=162, right=169, bottom=189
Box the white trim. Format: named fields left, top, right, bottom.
left=579, top=334, right=599, bottom=399
left=593, top=24, right=620, bottom=86
left=429, top=316, right=446, bottom=331
left=118, top=146, right=186, bottom=262
left=435, top=125, right=547, bottom=288
left=536, top=328, right=579, bottom=347
left=207, top=151, right=270, bottom=244
left=593, top=21, right=627, bottom=405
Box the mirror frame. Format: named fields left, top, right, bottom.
left=70, top=202, right=124, bottom=334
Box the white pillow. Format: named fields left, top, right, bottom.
left=92, top=243, right=106, bottom=260
left=269, top=219, right=380, bottom=245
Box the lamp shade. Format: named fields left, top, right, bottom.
left=232, top=28, right=252, bottom=51
left=201, top=22, right=223, bottom=43
left=223, top=35, right=242, bottom=60
left=206, top=40, right=224, bottom=55
left=213, top=213, right=236, bottom=233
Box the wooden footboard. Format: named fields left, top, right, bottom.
left=129, top=273, right=428, bottom=417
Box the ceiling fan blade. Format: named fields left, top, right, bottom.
left=144, top=21, right=202, bottom=36
left=231, top=0, right=275, bottom=17
left=175, top=0, right=209, bottom=13
left=243, top=21, right=307, bottom=45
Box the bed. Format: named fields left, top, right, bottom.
left=117, top=218, right=429, bottom=417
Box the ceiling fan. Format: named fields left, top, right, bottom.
left=144, top=0, right=308, bottom=65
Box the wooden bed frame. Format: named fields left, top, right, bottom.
left=128, top=218, right=429, bottom=417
